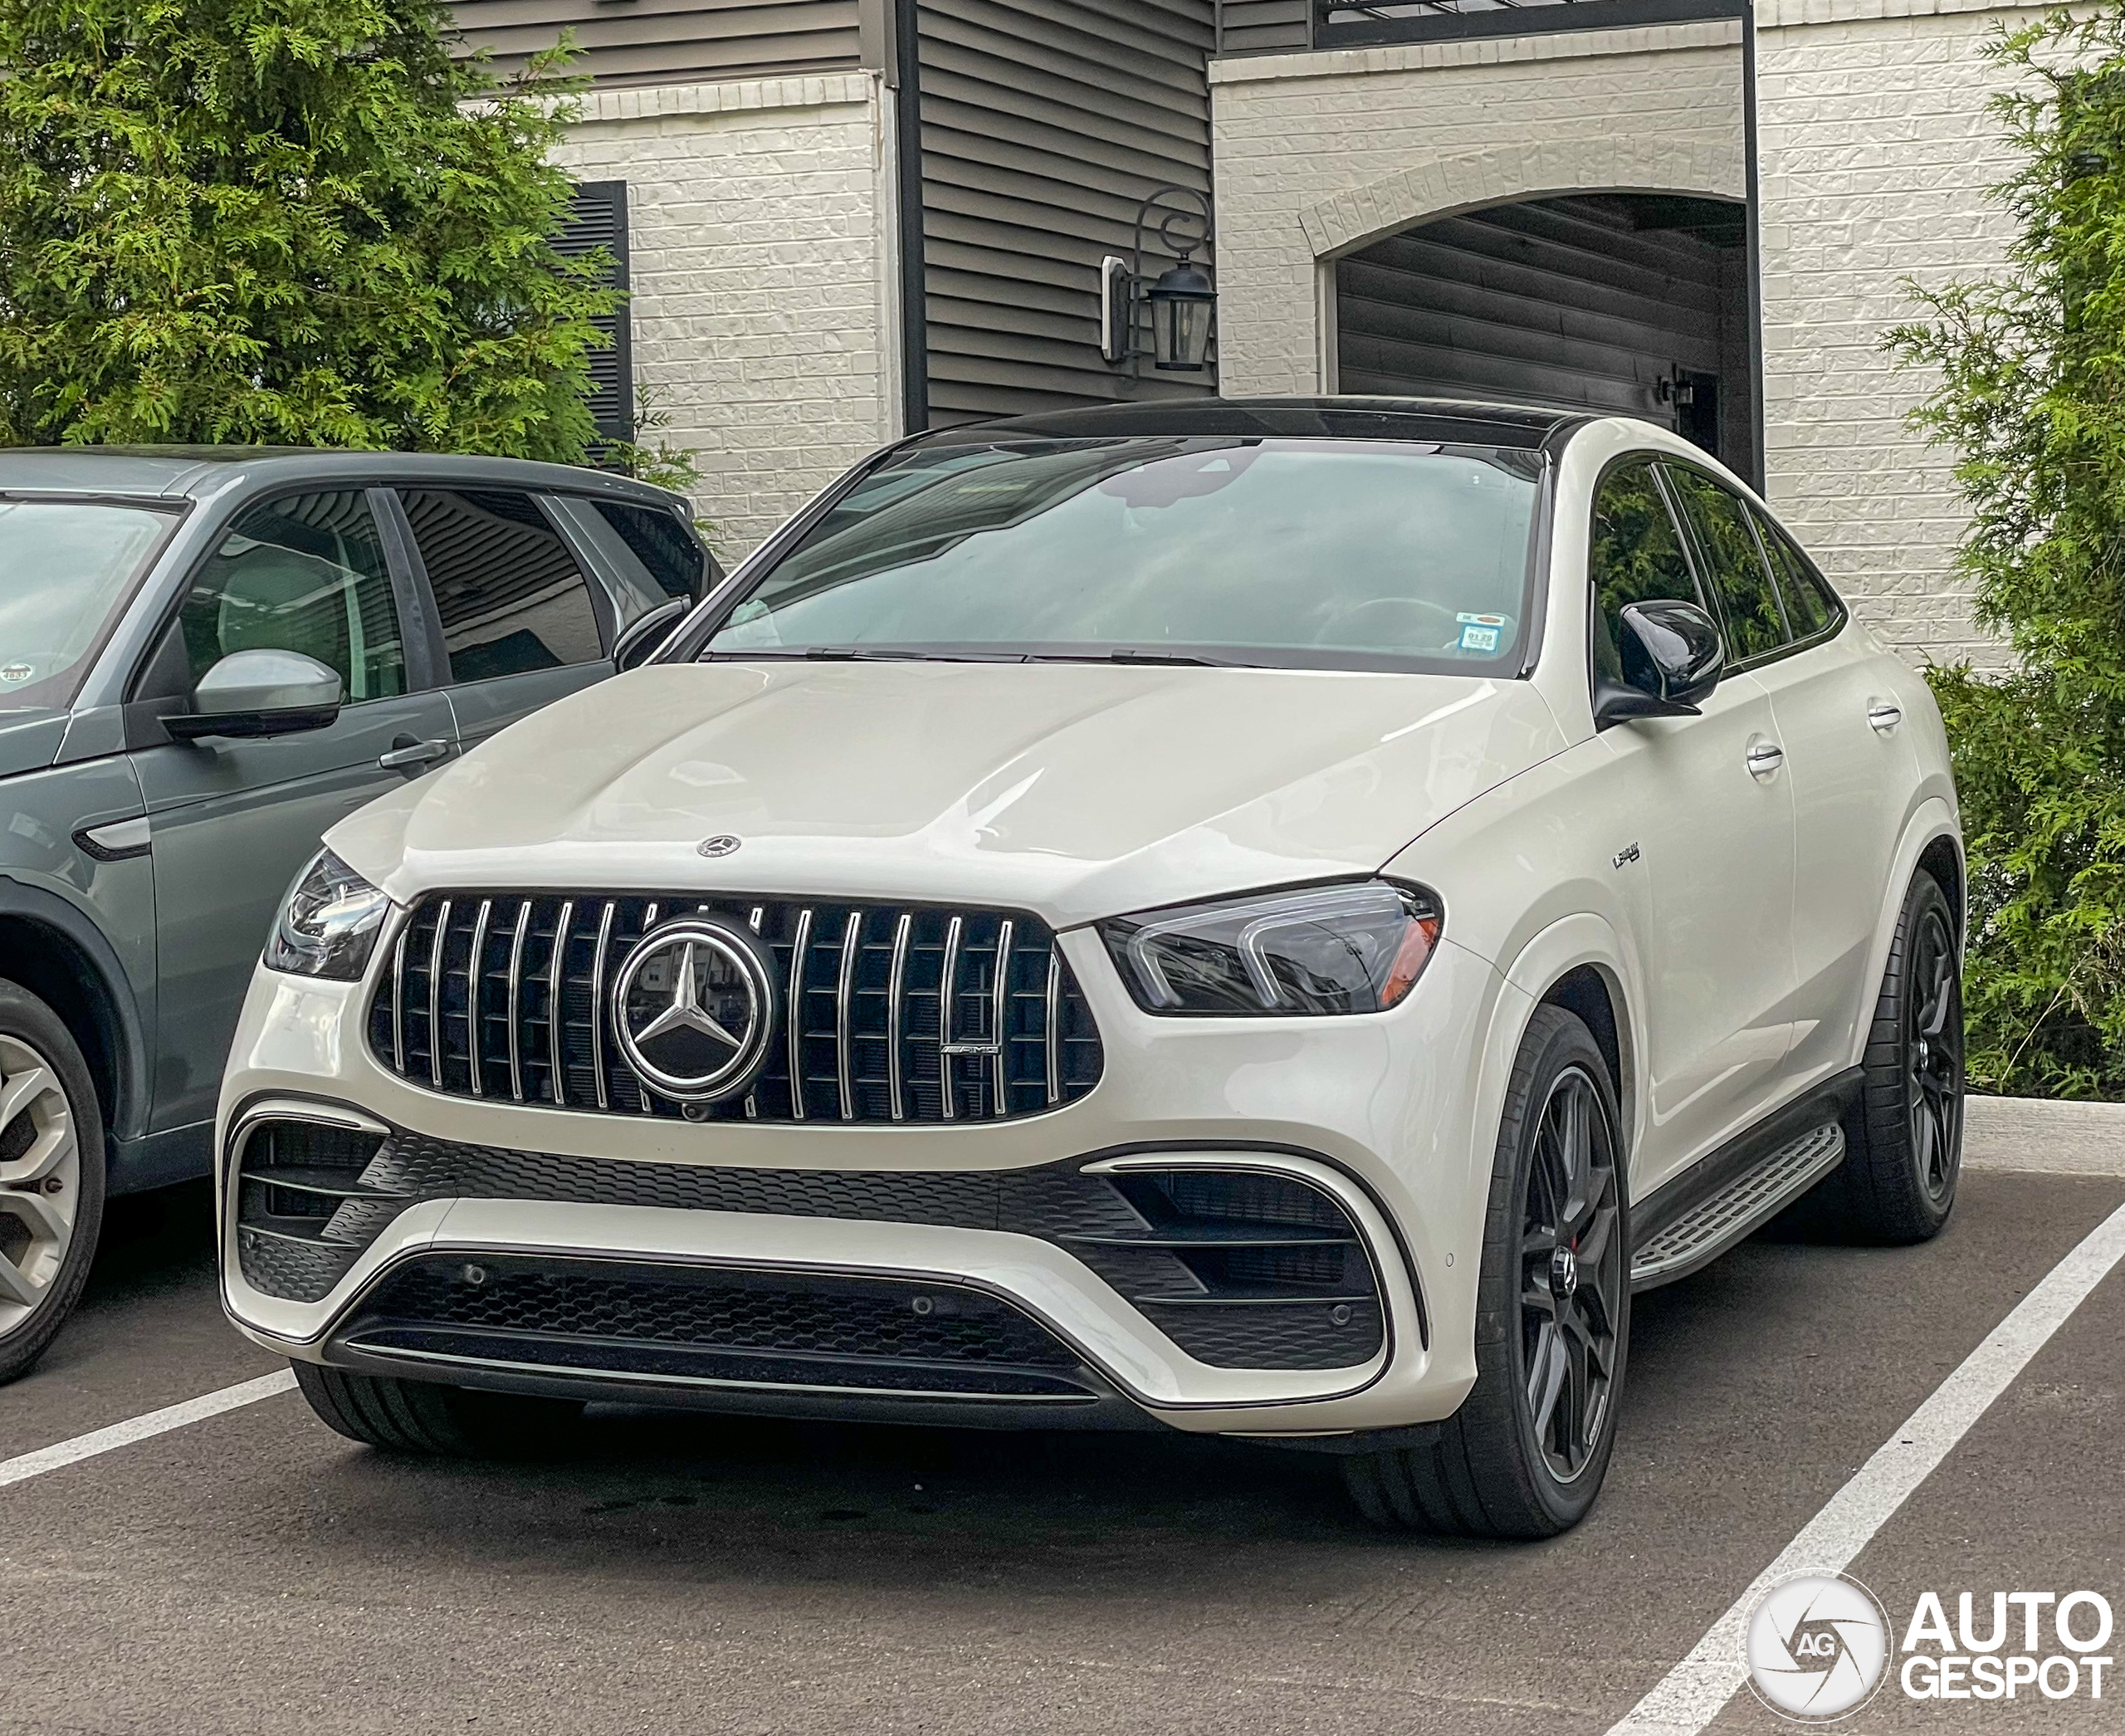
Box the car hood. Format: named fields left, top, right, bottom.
left=332, top=661, right=1566, bottom=926
left=0, top=709, right=70, bottom=780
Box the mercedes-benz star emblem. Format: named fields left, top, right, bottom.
left=696, top=834, right=742, bottom=858
left=612, top=919, right=776, bottom=1102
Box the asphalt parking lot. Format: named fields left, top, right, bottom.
left=2, top=1113, right=2120, bottom=1735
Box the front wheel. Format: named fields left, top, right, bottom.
left=1344, top=1005, right=1629, bottom=1538
left=293, top=1362, right=585, bottom=1457
left=0, top=980, right=106, bottom=1385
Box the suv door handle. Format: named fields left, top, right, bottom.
left=1868, top=702, right=1903, bottom=734
left=1745, top=740, right=1785, bottom=778
left=378, top=736, right=450, bottom=772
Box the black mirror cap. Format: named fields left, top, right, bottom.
left=615, top=597, right=690, bottom=672
left=1596, top=599, right=1723, bottom=731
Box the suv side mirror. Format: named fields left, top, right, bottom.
left=165, top=649, right=344, bottom=741
left=1594, top=599, right=1724, bottom=731
left=615, top=598, right=689, bottom=672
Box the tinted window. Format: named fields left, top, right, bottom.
left=0, top=501, right=173, bottom=710
left=1588, top=459, right=1703, bottom=684
left=1666, top=467, right=1786, bottom=661
left=1751, top=507, right=1841, bottom=640
left=704, top=438, right=1543, bottom=672
left=402, top=489, right=603, bottom=682
left=594, top=501, right=705, bottom=602
left=180, top=491, right=405, bottom=702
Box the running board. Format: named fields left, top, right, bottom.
left=1629, top=1123, right=1845, bottom=1292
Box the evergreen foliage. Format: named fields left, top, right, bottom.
left=1890, top=7, right=2125, bottom=1095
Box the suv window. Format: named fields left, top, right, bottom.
left=179, top=491, right=406, bottom=702
left=1751, top=506, right=1842, bottom=641
left=594, top=501, right=704, bottom=602
left=401, top=489, right=604, bottom=682
left=1588, top=458, right=1703, bottom=684
left=1665, top=466, right=1787, bottom=662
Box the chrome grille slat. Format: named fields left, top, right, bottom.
left=467, top=899, right=493, bottom=1098
left=834, top=911, right=861, bottom=1122
left=370, top=892, right=1102, bottom=1126
left=887, top=912, right=913, bottom=1122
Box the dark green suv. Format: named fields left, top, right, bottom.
left=0, top=447, right=713, bottom=1380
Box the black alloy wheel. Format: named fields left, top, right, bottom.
left=1343, top=1005, right=1630, bottom=1537
left=1906, top=897, right=1963, bottom=1209
left=1518, top=1064, right=1625, bottom=1484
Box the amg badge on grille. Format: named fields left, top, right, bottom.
left=612, top=919, right=777, bottom=1102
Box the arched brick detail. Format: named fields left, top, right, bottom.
left=1297, top=136, right=1746, bottom=262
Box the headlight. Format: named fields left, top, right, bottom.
left=265, top=849, right=392, bottom=980
left=1100, top=880, right=1443, bottom=1016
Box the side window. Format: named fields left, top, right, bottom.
left=180, top=491, right=406, bottom=702
left=1751, top=507, right=1842, bottom=641
left=1588, top=457, right=1703, bottom=684
left=594, top=501, right=705, bottom=602
left=1664, top=467, right=1787, bottom=662
left=401, top=489, right=605, bottom=683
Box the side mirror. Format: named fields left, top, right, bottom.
left=1595, top=599, right=1724, bottom=731
left=615, top=598, right=689, bottom=672
left=165, top=649, right=344, bottom=741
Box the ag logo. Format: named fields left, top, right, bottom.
left=612, top=918, right=776, bottom=1103
left=1745, top=1572, right=1892, bottom=1722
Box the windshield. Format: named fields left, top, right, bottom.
left=0, top=499, right=177, bottom=709
left=703, top=436, right=1544, bottom=672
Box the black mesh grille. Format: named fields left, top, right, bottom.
left=340, top=1257, right=1092, bottom=1397
left=236, top=1122, right=1388, bottom=1372
left=365, top=893, right=1102, bottom=1124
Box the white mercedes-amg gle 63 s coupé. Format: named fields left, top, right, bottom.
left=218, top=398, right=1963, bottom=1537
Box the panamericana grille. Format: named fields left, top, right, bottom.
left=364, top=893, right=1102, bottom=1123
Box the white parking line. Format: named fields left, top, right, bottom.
left=0, top=1369, right=296, bottom=1491
left=1606, top=1194, right=2125, bottom=1735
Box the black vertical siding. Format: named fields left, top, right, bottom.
left=910, top=0, right=1218, bottom=428
left=554, top=181, right=634, bottom=442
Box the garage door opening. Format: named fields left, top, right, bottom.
left=1332, top=193, right=1755, bottom=481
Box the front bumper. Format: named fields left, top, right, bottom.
left=217, top=929, right=1514, bottom=1439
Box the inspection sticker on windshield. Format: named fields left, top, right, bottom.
left=1456, top=613, right=1507, bottom=653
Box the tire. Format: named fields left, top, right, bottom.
left=1343, top=1005, right=1630, bottom=1538
left=292, top=1362, right=585, bottom=1457
left=0, top=980, right=108, bottom=1386
left=1813, top=870, right=1964, bottom=1244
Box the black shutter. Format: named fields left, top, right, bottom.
left=554, top=180, right=634, bottom=443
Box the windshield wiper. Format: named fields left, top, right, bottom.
left=1030, top=648, right=1247, bottom=668
left=703, top=646, right=1022, bottom=663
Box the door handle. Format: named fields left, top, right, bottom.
left=378, top=736, right=450, bottom=772
left=1745, top=740, right=1785, bottom=778
left=1868, top=702, right=1903, bottom=734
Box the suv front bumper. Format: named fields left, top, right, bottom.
left=217, top=929, right=1517, bottom=1439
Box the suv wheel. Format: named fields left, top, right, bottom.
left=293, top=1362, right=585, bottom=1457
left=1815, top=870, right=1964, bottom=1243
left=1344, top=1005, right=1629, bottom=1538
left=0, top=980, right=107, bottom=1384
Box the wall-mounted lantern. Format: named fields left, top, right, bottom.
left=1101, top=186, right=1214, bottom=374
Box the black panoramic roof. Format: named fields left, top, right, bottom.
left=920, top=395, right=1585, bottom=451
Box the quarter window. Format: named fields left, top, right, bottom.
left=401, top=489, right=604, bottom=682
left=1665, top=467, right=1787, bottom=662
left=594, top=501, right=705, bottom=602
left=179, top=491, right=406, bottom=702
left=1588, top=458, right=1703, bottom=685
left=1751, top=507, right=1842, bottom=641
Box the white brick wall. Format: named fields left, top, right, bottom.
left=552, top=75, right=897, bottom=561
left=1756, top=3, right=2041, bottom=670
left=1210, top=27, right=1746, bottom=397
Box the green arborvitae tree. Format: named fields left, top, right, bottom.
left=1889, top=7, right=2125, bottom=1097
left=0, top=0, right=618, bottom=458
